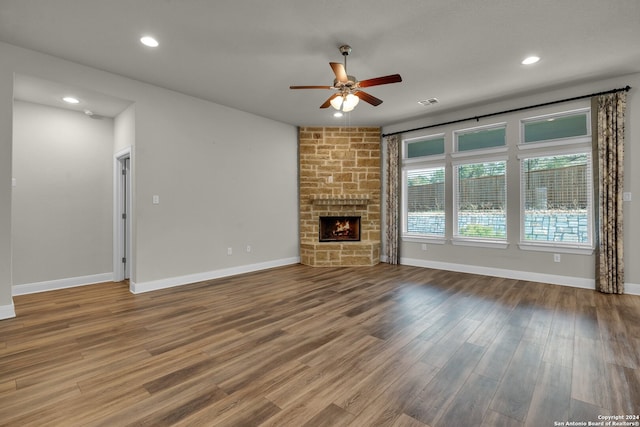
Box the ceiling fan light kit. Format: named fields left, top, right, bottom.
left=290, top=45, right=402, bottom=112
left=330, top=92, right=360, bottom=112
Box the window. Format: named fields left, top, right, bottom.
left=405, top=134, right=445, bottom=159
left=521, top=109, right=590, bottom=146
left=398, top=104, right=593, bottom=254
left=519, top=109, right=593, bottom=251
left=455, top=124, right=506, bottom=152
left=404, top=167, right=445, bottom=237
left=521, top=153, right=592, bottom=247
left=454, top=160, right=507, bottom=240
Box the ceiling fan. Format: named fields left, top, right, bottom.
left=290, top=45, right=402, bottom=112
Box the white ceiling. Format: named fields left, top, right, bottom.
left=2, top=0, right=640, bottom=127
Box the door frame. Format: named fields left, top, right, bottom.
left=113, top=147, right=132, bottom=283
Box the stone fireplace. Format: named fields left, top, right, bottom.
left=299, top=127, right=381, bottom=266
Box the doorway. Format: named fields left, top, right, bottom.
left=114, top=148, right=132, bottom=282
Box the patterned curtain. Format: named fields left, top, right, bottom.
left=594, top=91, right=626, bottom=294
left=384, top=135, right=401, bottom=264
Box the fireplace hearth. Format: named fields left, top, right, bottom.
left=319, top=216, right=361, bottom=242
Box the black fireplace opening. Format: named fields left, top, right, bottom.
left=319, top=216, right=361, bottom=242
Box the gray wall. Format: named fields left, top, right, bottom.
left=383, top=73, right=640, bottom=291
left=12, top=101, right=114, bottom=285
left=0, top=41, right=299, bottom=316
left=0, top=51, right=13, bottom=316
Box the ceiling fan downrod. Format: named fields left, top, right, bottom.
left=339, top=45, right=351, bottom=72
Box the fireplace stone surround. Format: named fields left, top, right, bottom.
left=299, top=127, right=381, bottom=267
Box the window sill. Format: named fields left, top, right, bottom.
left=402, top=235, right=446, bottom=244
left=452, top=238, right=509, bottom=249
left=518, top=242, right=594, bottom=255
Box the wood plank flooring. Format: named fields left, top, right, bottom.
left=1, top=264, right=639, bottom=426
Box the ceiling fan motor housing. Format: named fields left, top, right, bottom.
left=334, top=76, right=358, bottom=89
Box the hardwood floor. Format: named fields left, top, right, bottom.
left=1, top=264, right=639, bottom=426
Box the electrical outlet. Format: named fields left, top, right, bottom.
left=553, top=253, right=561, bottom=263
left=623, top=192, right=632, bottom=202
left=227, top=247, right=233, bottom=256
left=421, top=243, right=427, bottom=251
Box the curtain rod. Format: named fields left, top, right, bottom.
left=382, top=85, right=631, bottom=138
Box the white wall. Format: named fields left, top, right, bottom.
left=383, top=73, right=639, bottom=293
left=12, top=101, right=114, bottom=286
left=0, top=41, right=299, bottom=317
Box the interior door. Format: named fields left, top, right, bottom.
left=122, top=157, right=131, bottom=279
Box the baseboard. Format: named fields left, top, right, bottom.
left=401, top=257, right=596, bottom=290
left=12, top=273, right=114, bottom=296
left=625, top=282, right=640, bottom=296
left=0, top=301, right=16, bottom=320
left=130, top=257, right=301, bottom=294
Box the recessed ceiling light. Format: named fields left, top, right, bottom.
left=522, top=56, right=540, bottom=65
left=333, top=112, right=343, bottom=118
left=62, top=96, right=80, bottom=104
left=140, top=36, right=159, bottom=47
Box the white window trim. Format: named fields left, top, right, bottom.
left=519, top=107, right=591, bottom=147
left=403, top=133, right=446, bottom=160
left=453, top=122, right=507, bottom=153
left=452, top=157, right=508, bottom=244
left=518, top=125, right=594, bottom=251
left=402, top=235, right=447, bottom=244
left=518, top=242, right=594, bottom=255
left=517, top=135, right=591, bottom=151
left=452, top=152, right=508, bottom=165
left=403, top=154, right=446, bottom=166
left=402, top=164, right=447, bottom=240
left=452, top=238, right=509, bottom=249
left=516, top=144, right=592, bottom=160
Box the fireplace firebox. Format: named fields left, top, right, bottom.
left=319, top=216, right=361, bottom=242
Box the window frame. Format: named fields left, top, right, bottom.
left=403, top=133, right=446, bottom=164
left=517, top=108, right=594, bottom=254
left=452, top=154, right=509, bottom=248
left=397, top=103, right=594, bottom=254
left=402, top=162, right=447, bottom=243
left=518, top=108, right=591, bottom=150
left=518, top=146, right=594, bottom=254
left=452, top=122, right=507, bottom=155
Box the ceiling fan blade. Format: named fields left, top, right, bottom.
left=320, top=93, right=341, bottom=109
left=290, top=85, right=333, bottom=89
left=355, top=91, right=383, bottom=106
left=330, top=62, right=348, bottom=83
left=357, top=74, right=402, bottom=88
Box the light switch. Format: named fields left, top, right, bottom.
left=152, top=195, right=160, bottom=204
left=623, top=192, right=632, bottom=202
